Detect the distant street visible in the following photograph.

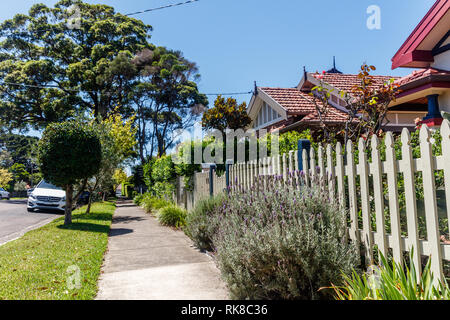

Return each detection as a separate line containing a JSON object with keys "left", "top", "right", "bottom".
{"left": 0, "top": 200, "right": 60, "bottom": 245}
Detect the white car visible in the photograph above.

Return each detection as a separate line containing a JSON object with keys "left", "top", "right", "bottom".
{"left": 27, "top": 180, "right": 66, "bottom": 213}
{"left": 0, "top": 187, "right": 10, "bottom": 200}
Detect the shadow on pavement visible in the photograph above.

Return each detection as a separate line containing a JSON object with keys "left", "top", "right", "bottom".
{"left": 112, "top": 216, "right": 146, "bottom": 224}
{"left": 109, "top": 228, "right": 133, "bottom": 237}
{"left": 0, "top": 200, "right": 27, "bottom": 205}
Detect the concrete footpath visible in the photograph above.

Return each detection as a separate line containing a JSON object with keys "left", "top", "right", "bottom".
{"left": 96, "top": 201, "right": 229, "bottom": 300}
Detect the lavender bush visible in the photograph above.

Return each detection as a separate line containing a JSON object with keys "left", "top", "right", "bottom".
{"left": 185, "top": 193, "right": 227, "bottom": 251}
{"left": 211, "top": 174, "right": 360, "bottom": 300}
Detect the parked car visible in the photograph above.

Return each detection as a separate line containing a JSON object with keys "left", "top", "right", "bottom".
{"left": 27, "top": 180, "right": 66, "bottom": 213}
{"left": 0, "top": 187, "right": 10, "bottom": 200}
{"left": 27, "top": 188, "right": 34, "bottom": 197}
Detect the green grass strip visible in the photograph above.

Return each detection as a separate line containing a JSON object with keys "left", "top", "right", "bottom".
{"left": 0, "top": 201, "right": 116, "bottom": 300}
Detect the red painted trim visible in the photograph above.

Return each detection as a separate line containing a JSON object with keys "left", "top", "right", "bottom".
{"left": 397, "top": 81, "right": 450, "bottom": 98}
{"left": 392, "top": 50, "right": 434, "bottom": 69}
{"left": 420, "top": 118, "right": 443, "bottom": 127}
{"left": 391, "top": 0, "right": 450, "bottom": 69}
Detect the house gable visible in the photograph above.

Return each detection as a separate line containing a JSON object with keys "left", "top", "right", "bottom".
{"left": 247, "top": 88, "right": 288, "bottom": 130}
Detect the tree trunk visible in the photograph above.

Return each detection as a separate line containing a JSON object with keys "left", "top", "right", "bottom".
{"left": 85, "top": 194, "right": 93, "bottom": 214}
{"left": 64, "top": 184, "right": 74, "bottom": 225}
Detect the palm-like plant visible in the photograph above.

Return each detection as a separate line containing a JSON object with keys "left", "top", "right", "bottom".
{"left": 332, "top": 251, "right": 450, "bottom": 300}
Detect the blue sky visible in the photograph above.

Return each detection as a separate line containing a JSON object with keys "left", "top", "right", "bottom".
{"left": 0, "top": 0, "right": 436, "bottom": 108}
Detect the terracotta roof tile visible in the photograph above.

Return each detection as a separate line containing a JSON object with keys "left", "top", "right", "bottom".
{"left": 395, "top": 67, "right": 450, "bottom": 86}
{"left": 299, "top": 108, "right": 349, "bottom": 123}
{"left": 259, "top": 87, "right": 318, "bottom": 115}
{"left": 311, "top": 72, "right": 398, "bottom": 92}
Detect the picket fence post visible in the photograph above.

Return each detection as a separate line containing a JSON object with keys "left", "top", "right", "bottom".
{"left": 420, "top": 125, "right": 444, "bottom": 284}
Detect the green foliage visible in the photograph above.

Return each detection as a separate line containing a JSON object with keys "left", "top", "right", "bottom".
{"left": 261, "top": 129, "right": 317, "bottom": 156}
{"left": 143, "top": 155, "right": 176, "bottom": 198}
{"left": 332, "top": 251, "right": 450, "bottom": 300}
{"left": 38, "top": 122, "right": 101, "bottom": 187}
{"left": 173, "top": 130, "right": 316, "bottom": 188}
{"left": 0, "top": 0, "right": 152, "bottom": 129}
{"left": 132, "top": 47, "right": 208, "bottom": 159}
{"left": 133, "top": 193, "right": 145, "bottom": 206}
{"left": 9, "top": 163, "right": 29, "bottom": 182}
{"left": 211, "top": 176, "right": 360, "bottom": 300}
{"left": 157, "top": 205, "right": 187, "bottom": 228}
{"left": 0, "top": 168, "right": 13, "bottom": 188}
{"left": 139, "top": 193, "right": 173, "bottom": 214}
{"left": 152, "top": 156, "right": 176, "bottom": 183}
{"left": 0, "top": 134, "right": 39, "bottom": 169}
{"left": 201, "top": 95, "right": 251, "bottom": 132}
{"left": 152, "top": 181, "right": 175, "bottom": 200}
{"left": 185, "top": 194, "right": 227, "bottom": 251}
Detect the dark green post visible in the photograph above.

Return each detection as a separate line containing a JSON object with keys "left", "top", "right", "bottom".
{"left": 209, "top": 164, "right": 216, "bottom": 197}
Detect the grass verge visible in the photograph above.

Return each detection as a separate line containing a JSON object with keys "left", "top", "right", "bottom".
{"left": 0, "top": 201, "right": 116, "bottom": 300}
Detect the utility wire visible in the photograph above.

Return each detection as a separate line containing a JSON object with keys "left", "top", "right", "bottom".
{"left": 0, "top": 80, "right": 254, "bottom": 97}
{"left": 125, "top": 0, "right": 199, "bottom": 16}
{"left": 0, "top": 0, "right": 200, "bottom": 37}
{"left": 204, "top": 91, "right": 253, "bottom": 96}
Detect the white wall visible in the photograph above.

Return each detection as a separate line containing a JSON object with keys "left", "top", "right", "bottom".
{"left": 432, "top": 50, "right": 450, "bottom": 71}
{"left": 439, "top": 90, "right": 450, "bottom": 113}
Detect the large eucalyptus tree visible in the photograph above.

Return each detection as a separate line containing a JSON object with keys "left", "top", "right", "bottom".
{"left": 0, "top": 0, "right": 151, "bottom": 130}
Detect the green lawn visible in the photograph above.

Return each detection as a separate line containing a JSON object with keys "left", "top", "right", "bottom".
{"left": 0, "top": 201, "right": 116, "bottom": 300}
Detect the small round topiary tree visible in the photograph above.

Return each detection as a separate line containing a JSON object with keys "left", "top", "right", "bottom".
{"left": 38, "top": 122, "right": 102, "bottom": 225}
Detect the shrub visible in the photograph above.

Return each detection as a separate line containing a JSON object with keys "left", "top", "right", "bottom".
{"left": 211, "top": 175, "right": 360, "bottom": 300}
{"left": 140, "top": 193, "right": 173, "bottom": 214}
{"left": 38, "top": 122, "right": 101, "bottom": 225}
{"left": 152, "top": 181, "right": 175, "bottom": 200}
{"left": 185, "top": 194, "right": 227, "bottom": 251}
{"left": 332, "top": 251, "right": 450, "bottom": 300}
{"left": 158, "top": 205, "right": 187, "bottom": 228}
{"left": 133, "top": 193, "right": 145, "bottom": 206}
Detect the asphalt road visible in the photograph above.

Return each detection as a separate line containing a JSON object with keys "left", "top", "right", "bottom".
{"left": 0, "top": 200, "right": 61, "bottom": 246}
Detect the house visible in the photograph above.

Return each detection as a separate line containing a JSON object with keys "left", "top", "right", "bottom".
{"left": 247, "top": 0, "right": 449, "bottom": 135}
{"left": 391, "top": 0, "right": 450, "bottom": 128}
{"left": 247, "top": 64, "right": 418, "bottom": 135}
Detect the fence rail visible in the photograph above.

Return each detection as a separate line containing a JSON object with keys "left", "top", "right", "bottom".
{"left": 176, "top": 121, "right": 450, "bottom": 283}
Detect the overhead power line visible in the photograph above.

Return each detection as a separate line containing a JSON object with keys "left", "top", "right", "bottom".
{"left": 125, "top": 0, "right": 200, "bottom": 16}
{"left": 0, "top": 0, "right": 201, "bottom": 37}
{"left": 204, "top": 91, "right": 253, "bottom": 96}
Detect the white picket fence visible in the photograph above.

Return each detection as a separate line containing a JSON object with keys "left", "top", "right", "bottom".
{"left": 185, "top": 121, "right": 450, "bottom": 283}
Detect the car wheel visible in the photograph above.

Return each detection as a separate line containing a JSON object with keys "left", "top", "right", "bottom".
{"left": 27, "top": 208, "right": 34, "bottom": 213}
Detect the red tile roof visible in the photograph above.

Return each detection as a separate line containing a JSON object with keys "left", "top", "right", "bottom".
{"left": 259, "top": 87, "right": 317, "bottom": 115}
{"left": 299, "top": 108, "right": 349, "bottom": 124}
{"left": 395, "top": 67, "right": 450, "bottom": 86}
{"left": 258, "top": 87, "right": 352, "bottom": 131}
{"left": 311, "top": 72, "right": 398, "bottom": 92}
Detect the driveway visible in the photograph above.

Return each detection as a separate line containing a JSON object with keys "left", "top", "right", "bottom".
{"left": 0, "top": 200, "right": 61, "bottom": 245}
